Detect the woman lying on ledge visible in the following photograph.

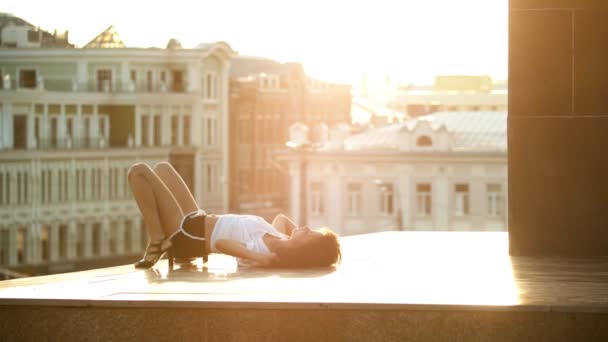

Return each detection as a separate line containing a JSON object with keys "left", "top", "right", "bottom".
{"left": 127, "top": 162, "right": 341, "bottom": 268}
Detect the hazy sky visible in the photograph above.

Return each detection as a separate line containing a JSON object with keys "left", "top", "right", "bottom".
{"left": 3, "top": 0, "right": 507, "bottom": 85}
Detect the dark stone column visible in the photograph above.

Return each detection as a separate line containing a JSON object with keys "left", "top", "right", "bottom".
{"left": 509, "top": 0, "right": 608, "bottom": 256}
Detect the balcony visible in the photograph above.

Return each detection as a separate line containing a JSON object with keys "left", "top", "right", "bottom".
{"left": 0, "top": 78, "right": 197, "bottom": 106}
{"left": 1, "top": 231, "right": 607, "bottom": 340}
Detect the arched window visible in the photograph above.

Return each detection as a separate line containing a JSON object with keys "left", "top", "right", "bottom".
{"left": 416, "top": 135, "right": 433, "bottom": 147}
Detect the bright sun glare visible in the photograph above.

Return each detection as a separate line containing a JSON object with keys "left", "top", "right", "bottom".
{"left": 3, "top": 0, "right": 507, "bottom": 84}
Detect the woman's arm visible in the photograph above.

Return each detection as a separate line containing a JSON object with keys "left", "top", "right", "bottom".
{"left": 214, "top": 239, "right": 277, "bottom": 266}
{"left": 271, "top": 214, "right": 297, "bottom": 235}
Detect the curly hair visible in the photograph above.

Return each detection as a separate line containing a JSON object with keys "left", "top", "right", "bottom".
{"left": 273, "top": 227, "right": 341, "bottom": 268}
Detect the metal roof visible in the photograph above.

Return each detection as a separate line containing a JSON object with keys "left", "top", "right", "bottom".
{"left": 342, "top": 111, "right": 507, "bottom": 152}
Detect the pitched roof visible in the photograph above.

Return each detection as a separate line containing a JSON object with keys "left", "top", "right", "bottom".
{"left": 84, "top": 25, "right": 125, "bottom": 48}
{"left": 342, "top": 111, "right": 507, "bottom": 152}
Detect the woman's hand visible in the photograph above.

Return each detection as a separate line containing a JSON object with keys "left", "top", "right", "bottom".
{"left": 253, "top": 252, "right": 279, "bottom": 267}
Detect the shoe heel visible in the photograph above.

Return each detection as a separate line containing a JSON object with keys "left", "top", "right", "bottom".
{"left": 168, "top": 246, "right": 174, "bottom": 272}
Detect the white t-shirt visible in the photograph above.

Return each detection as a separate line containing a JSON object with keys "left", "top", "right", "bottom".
{"left": 210, "top": 214, "right": 288, "bottom": 256}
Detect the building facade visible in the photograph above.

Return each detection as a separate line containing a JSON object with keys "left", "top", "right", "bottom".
{"left": 0, "top": 24, "right": 234, "bottom": 275}
{"left": 393, "top": 76, "right": 507, "bottom": 118}
{"left": 229, "top": 56, "right": 351, "bottom": 220}
{"left": 281, "top": 111, "right": 507, "bottom": 235}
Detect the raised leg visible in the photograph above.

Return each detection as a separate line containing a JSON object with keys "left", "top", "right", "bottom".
{"left": 153, "top": 162, "right": 205, "bottom": 215}
{"left": 127, "top": 162, "right": 184, "bottom": 241}
{"left": 154, "top": 162, "right": 211, "bottom": 265}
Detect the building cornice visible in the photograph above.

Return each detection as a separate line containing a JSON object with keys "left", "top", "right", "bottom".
{"left": 0, "top": 43, "right": 235, "bottom": 62}
{"left": 0, "top": 147, "right": 171, "bottom": 161}
{"left": 275, "top": 149, "right": 507, "bottom": 164}
{"left": 0, "top": 89, "right": 200, "bottom": 105}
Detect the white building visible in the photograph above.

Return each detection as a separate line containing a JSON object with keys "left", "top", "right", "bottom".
{"left": 282, "top": 111, "right": 507, "bottom": 235}
{"left": 0, "top": 23, "right": 234, "bottom": 274}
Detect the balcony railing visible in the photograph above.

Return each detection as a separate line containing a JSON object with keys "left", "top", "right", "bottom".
{"left": 1, "top": 77, "right": 189, "bottom": 94}
{"left": 35, "top": 137, "right": 107, "bottom": 150}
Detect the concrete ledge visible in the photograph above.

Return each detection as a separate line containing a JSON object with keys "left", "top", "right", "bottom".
{"left": 2, "top": 232, "right": 608, "bottom": 340}
{"left": 1, "top": 306, "right": 607, "bottom": 342}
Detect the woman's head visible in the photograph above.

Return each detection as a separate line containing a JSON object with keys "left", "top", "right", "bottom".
{"left": 274, "top": 226, "right": 341, "bottom": 268}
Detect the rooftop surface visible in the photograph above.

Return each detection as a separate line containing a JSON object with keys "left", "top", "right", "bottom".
{"left": 1, "top": 232, "right": 607, "bottom": 313}
{"left": 342, "top": 111, "right": 507, "bottom": 152}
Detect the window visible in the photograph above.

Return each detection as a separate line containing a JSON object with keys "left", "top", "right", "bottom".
{"left": 205, "top": 117, "right": 217, "bottom": 146}
{"left": 41, "top": 225, "right": 50, "bottom": 262}
{"left": 12, "top": 114, "right": 27, "bottom": 149}
{"left": 183, "top": 115, "right": 191, "bottom": 145}
{"left": 129, "top": 69, "right": 137, "bottom": 91}
{"left": 310, "top": 182, "right": 325, "bottom": 215}
{"left": 454, "top": 183, "right": 470, "bottom": 217}
{"left": 378, "top": 183, "right": 394, "bottom": 215}
{"left": 206, "top": 163, "right": 217, "bottom": 193}
{"left": 92, "top": 223, "right": 101, "bottom": 256}
{"left": 0, "top": 229, "right": 8, "bottom": 265}
{"left": 97, "top": 69, "right": 112, "bottom": 92}
{"left": 146, "top": 70, "right": 153, "bottom": 92}
{"left": 76, "top": 223, "right": 85, "bottom": 258}
{"left": 66, "top": 116, "right": 74, "bottom": 146}
{"left": 141, "top": 115, "right": 149, "bottom": 146}
{"left": 130, "top": 70, "right": 137, "bottom": 84}
{"left": 16, "top": 227, "right": 26, "bottom": 264}
{"left": 49, "top": 116, "right": 58, "bottom": 147}
{"left": 99, "top": 115, "right": 109, "bottom": 147}
{"left": 19, "top": 69, "right": 37, "bottom": 88}
{"left": 153, "top": 115, "right": 162, "bottom": 146}
{"left": 27, "top": 29, "right": 40, "bottom": 42}
{"left": 487, "top": 183, "right": 503, "bottom": 217}
{"left": 203, "top": 73, "right": 217, "bottom": 100}
{"left": 56, "top": 168, "right": 64, "bottom": 202}
{"left": 16, "top": 171, "right": 29, "bottom": 205}
{"left": 109, "top": 223, "right": 117, "bottom": 255}
{"left": 416, "top": 183, "right": 432, "bottom": 216}
{"left": 171, "top": 115, "right": 179, "bottom": 146}
{"left": 82, "top": 116, "right": 92, "bottom": 147}
{"left": 58, "top": 224, "right": 68, "bottom": 259}
{"left": 124, "top": 220, "right": 132, "bottom": 254}
{"left": 0, "top": 172, "right": 8, "bottom": 206}
{"left": 171, "top": 70, "right": 184, "bottom": 92}
{"left": 41, "top": 170, "right": 51, "bottom": 203}
{"left": 34, "top": 115, "right": 41, "bottom": 147}
{"left": 76, "top": 169, "right": 86, "bottom": 201}
{"left": 346, "top": 183, "right": 362, "bottom": 216}
{"left": 416, "top": 135, "right": 433, "bottom": 147}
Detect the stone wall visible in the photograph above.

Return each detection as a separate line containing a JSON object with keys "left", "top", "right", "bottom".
{"left": 509, "top": 0, "right": 608, "bottom": 256}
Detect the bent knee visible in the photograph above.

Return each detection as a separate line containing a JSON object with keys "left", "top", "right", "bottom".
{"left": 153, "top": 161, "right": 172, "bottom": 173}
{"left": 127, "top": 162, "right": 152, "bottom": 180}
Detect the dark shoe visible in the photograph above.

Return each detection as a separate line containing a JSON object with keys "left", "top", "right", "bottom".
{"left": 134, "top": 239, "right": 172, "bottom": 269}
{"left": 175, "top": 257, "right": 197, "bottom": 264}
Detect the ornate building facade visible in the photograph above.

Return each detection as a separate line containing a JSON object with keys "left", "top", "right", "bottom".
{"left": 228, "top": 56, "right": 351, "bottom": 220}
{"left": 0, "top": 23, "right": 234, "bottom": 275}
{"left": 281, "top": 111, "right": 507, "bottom": 235}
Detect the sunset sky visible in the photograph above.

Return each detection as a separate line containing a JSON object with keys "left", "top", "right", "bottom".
{"left": 3, "top": 0, "right": 507, "bottom": 85}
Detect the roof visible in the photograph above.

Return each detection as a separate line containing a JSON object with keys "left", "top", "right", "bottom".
{"left": 230, "top": 56, "right": 303, "bottom": 78}
{"left": 0, "top": 13, "right": 73, "bottom": 48}
{"left": 341, "top": 111, "right": 507, "bottom": 152}
{"left": 0, "top": 13, "right": 34, "bottom": 29}
{"left": 84, "top": 25, "right": 125, "bottom": 48}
